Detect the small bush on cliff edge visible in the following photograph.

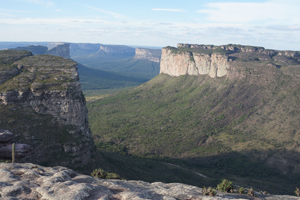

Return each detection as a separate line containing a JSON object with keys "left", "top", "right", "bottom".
{"left": 202, "top": 186, "right": 217, "bottom": 196}
{"left": 217, "top": 179, "right": 233, "bottom": 193}
{"left": 91, "top": 168, "right": 121, "bottom": 179}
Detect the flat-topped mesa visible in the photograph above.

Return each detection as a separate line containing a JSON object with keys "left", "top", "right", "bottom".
{"left": 99, "top": 45, "right": 135, "bottom": 54}
{"left": 0, "top": 50, "right": 94, "bottom": 169}
{"left": 160, "top": 43, "right": 300, "bottom": 78}
{"left": 46, "top": 43, "right": 71, "bottom": 59}
{"left": 133, "top": 48, "right": 161, "bottom": 63}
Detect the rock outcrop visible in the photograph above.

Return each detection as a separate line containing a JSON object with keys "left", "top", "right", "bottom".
{"left": 160, "top": 43, "right": 300, "bottom": 78}
{"left": 0, "top": 50, "right": 94, "bottom": 170}
{"left": 133, "top": 48, "right": 161, "bottom": 63}
{"left": 0, "top": 163, "right": 298, "bottom": 200}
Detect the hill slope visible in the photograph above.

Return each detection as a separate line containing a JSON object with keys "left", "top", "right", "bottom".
{"left": 87, "top": 44, "right": 300, "bottom": 194}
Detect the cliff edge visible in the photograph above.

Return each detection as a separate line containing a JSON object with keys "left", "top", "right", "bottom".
{"left": 0, "top": 50, "right": 94, "bottom": 169}
{"left": 160, "top": 43, "right": 300, "bottom": 79}
{"left": 0, "top": 163, "right": 297, "bottom": 200}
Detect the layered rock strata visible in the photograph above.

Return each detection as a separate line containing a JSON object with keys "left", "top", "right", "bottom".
{"left": 134, "top": 48, "right": 161, "bottom": 63}
{"left": 0, "top": 50, "right": 94, "bottom": 169}
{"left": 160, "top": 44, "right": 300, "bottom": 78}
{"left": 0, "top": 163, "right": 297, "bottom": 200}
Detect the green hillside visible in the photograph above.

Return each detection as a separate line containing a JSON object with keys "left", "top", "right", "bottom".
{"left": 87, "top": 56, "right": 300, "bottom": 194}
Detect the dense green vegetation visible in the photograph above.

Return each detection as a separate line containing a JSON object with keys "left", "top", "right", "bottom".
{"left": 87, "top": 61, "right": 300, "bottom": 194}
{"left": 0, "top": 53, "right": 78, "bottom": 91}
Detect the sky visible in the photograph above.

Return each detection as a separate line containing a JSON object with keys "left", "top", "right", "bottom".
{"left": 0, "top": 0, "right": 300, "bottom": 50}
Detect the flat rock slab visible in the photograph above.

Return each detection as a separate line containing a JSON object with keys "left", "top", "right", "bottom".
{"left": 0, "top": 163, "right": 299, "bottom": 200}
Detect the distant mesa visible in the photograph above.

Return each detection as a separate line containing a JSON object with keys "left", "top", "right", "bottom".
{"left": 134, "top": 48, "right": 161, "bottom": 63}
{"left": 160, "top": 43, "right": 300, "bottom": 78}
{"left": 45, "top": 43, "right": 71, "bottom": 59}
{"left": 10, "top": 43, "right": 71, "bottom": 59}
{"left": 98, "top": 44, "right": 135, "bottom": 54}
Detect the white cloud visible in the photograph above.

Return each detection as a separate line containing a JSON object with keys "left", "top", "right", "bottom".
{"left": 0, "top": 18, "right": 105, "bottom": 25}
{"left": 0, "top": 9, "right": 31, "bottom": 13}
{"left": 266, "top": 25, "right": 300, "bottom": 31}
{"left": 198, "top": 0, "right": 300, "bottom": 24}
{"left": 25, "top": 0, "right": 54, "bottom": 6}
{"left": 74, "top": 3, "right": 127, "bottom": 19}
{"left": 152, "top": 8, "right": 186, "bottom": 12}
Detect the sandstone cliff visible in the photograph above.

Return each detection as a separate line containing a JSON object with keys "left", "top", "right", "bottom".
{"left": 0, "top": 50, "right": 94, "bottom": 169}
{"left": 0, "top": 163, "right": 297, "bottom": 200}
{"left": 160, "top": 43, "right": 300, "bottom": 79}
{"left": 133, "top": 48, "right": 161, "bottom": 63}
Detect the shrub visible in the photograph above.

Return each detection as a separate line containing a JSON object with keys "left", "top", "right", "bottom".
{"left": 295, "top": 187, "right": 300, "bottom": 196}
{"left": 202, "top": 186, "right": 217, "bottom": 196}
{"left": 217, "top": 179, "right": 233, "bottom": 193}
{"left": 91, "top": 168, "right": 121, "bottom": 179}
{"left": 237, "top": 187, "right": 245, "bottom": 194}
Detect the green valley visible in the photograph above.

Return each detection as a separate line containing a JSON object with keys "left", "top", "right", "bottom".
{"left": 87, "top": 44, "right": 300, "bottom": 194}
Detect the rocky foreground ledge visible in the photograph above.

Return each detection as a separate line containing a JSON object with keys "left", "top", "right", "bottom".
{"left": 0, "top": 163, "right": 299, "bottom": 200}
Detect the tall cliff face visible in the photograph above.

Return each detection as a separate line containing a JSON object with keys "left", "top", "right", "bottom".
{"left": 160, "top": 48, "right": 229, "bottom": 77}
{"left": 160, "top": 44, "right": 300, "bottom": 79}
{"left": 133, "top": 48, "right": 161, "bottom": 63}
{"left": 0, "top": 50, "right": 94, "bottom": 169}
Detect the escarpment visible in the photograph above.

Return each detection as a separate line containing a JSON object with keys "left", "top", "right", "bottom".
{"left": 0, "top": 50, "right": 94, "bottom": 169}
{"left": 160, "top": 43, "right": 300, "bottom": 79}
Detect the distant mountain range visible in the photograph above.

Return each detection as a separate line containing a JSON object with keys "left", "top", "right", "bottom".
{"left": 1, "top": 42, "right": 162, "bottom": 98}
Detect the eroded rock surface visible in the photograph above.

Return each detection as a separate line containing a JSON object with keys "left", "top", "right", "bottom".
{"left": 0, "top": 163, "right": 298, "bottom": 200}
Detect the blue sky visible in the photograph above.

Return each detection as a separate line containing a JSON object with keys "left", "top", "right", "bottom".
{"left": 0, "top": 0, "right": 299, "bottom": 50}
